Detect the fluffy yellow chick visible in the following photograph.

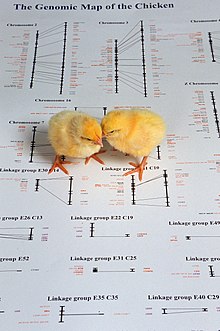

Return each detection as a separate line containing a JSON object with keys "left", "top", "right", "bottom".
{"left": 48, "top": 110, "right": 104, "bottom": 175}
{"left": 101, "top": 108, "right": 166, "bottom": 181}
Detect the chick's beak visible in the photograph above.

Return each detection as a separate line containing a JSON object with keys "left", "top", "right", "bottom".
{"left": 95, "top": 137, "right": 103, "bottom": 147}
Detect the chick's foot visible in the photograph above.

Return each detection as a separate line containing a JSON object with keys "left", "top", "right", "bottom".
{"left": 123, "top": 156, "right": 148, "bottom": 181}
{"left": 48, "top": 155, "right": 72, "bottom": 175}
{"left": 85, "top": 150, "right": 106, "bottom": 165}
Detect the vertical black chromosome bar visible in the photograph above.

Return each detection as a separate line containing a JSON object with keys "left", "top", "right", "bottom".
{"left": 208, "top": 32, "right": 216, "bottom": 62}
{"left": 29, "top": 227, "right": 34, "bottom": 241}
{"left": 90, "top": 223, "right": 95, "bottom": 238}
{"left": 140, "top": 20, "right": 147, "bottom": 97}
{"left": 60, "top": 22, "right": 67, "bottom": 95}
{"left": 68, "top": 176, "right": 73, "bottom": 205}
{"left": 208, "top": 265, "right": 215, "bottom": 278}
{"left": 29, "top": 126, "right": 37, "bottom": 163}
{"left": 162, "top": 308, "right": 167, "bottom": 315}
{"left": 131, "top": 175, "right": 136, "bottom": 205}
{"left": 210, "top": 91, "right": 220, "bottom": 138}
{"left": 30, "top": 31, "right": 39, "bottom": 89}
{"left": 163, "top": 170, "right": 170, "bottom": 207}
{"left": 35, "top": 179, "right": 40, "bottom": 192}
{"left": 59, "top": 306, "right": 65, "bottom": 323}
{"left": 115, "top": 39, "right": 119, "bottom": 93}
{"left": 156, "top": 145, "right": 161, "bottom": 160}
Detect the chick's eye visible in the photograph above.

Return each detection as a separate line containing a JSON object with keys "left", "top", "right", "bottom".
{"left": 81, "top": 136, "right": 92, "bottom": 141}
{"left": 109, "top": 130, "right": 115, "bottom": 134}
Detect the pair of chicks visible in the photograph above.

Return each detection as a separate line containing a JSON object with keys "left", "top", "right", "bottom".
{"left": 48, "top": 109, "right": 166, "bottom": 181}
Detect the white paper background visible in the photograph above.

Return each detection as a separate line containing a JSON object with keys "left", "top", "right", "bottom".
{"left": 0, "top": 1, "right": 220, "bottom": 329}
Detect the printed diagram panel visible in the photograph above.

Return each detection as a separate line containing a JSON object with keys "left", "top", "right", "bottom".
{"left": 114, "top": 20, "right": 147, "bottom": 97}
{"left": 0, "top": 224, "right": 49, "bottom": 246}
{"left": 144, "top": 294, "right": 220, "bottom": 330}
{"left": 130, "top": 170, "right": 170, "bottom": 207}
{"left": 33, "top": 173, "right": 127, "bottom": 207}
{"left": 2, "top": 20, "right": 149, "bottom": 98}
{"left": 43, "top": 167, "right": 167, "bottom": 208}
{"left": 30, "top": 22, "right": 67, "bottom": 94}
{"left": 71, "top": 218, "right": 147, "bottom": 241}
{"left": 166, "top": 87, "right": 220, "bottom": 157}
{"left": 0, "top": 224, "right": 49, "bottom": 275}
{"left": 35, "top": 176, "right": 74, "bottom": 206}
{"left": 1, "top": 297, "right": 220, "bottom": 330}
{"left": 0, "top": 166, "right": 167, "bottom": 210}
{"left": 2, "top": 19, "right": 220, "bottom": 100}
{"left": 58, "top": 305, "right": 104, "bottom": 323}
{"left": 0, "top": 292, "right": 143, "bottom": 330}
{"left": 149, "top": 21, "right": 220, "bottom": 98}
{"left": 173, "top": 164, "right": 220, "bottom": 213}
{"left": 1, "top": 21, "right": 90, "bottom": 95}
{"left": 0, "top": 226, "right": 34, "bottom": 241}
{"left": 29, "top": 21, "right": 97, "bottom": 96}
{"left": 0, "top": 106, "right": 107, "bottom": 166}
{"left": 188, "top": 89, "right": 220, "bottom": 140}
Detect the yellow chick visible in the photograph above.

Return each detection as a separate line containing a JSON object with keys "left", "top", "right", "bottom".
{"left": 101, "top": 108, "right": 166, "bottom": 181}
{"left": 48, "top": 110, "right": 104, "bottom": 175}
